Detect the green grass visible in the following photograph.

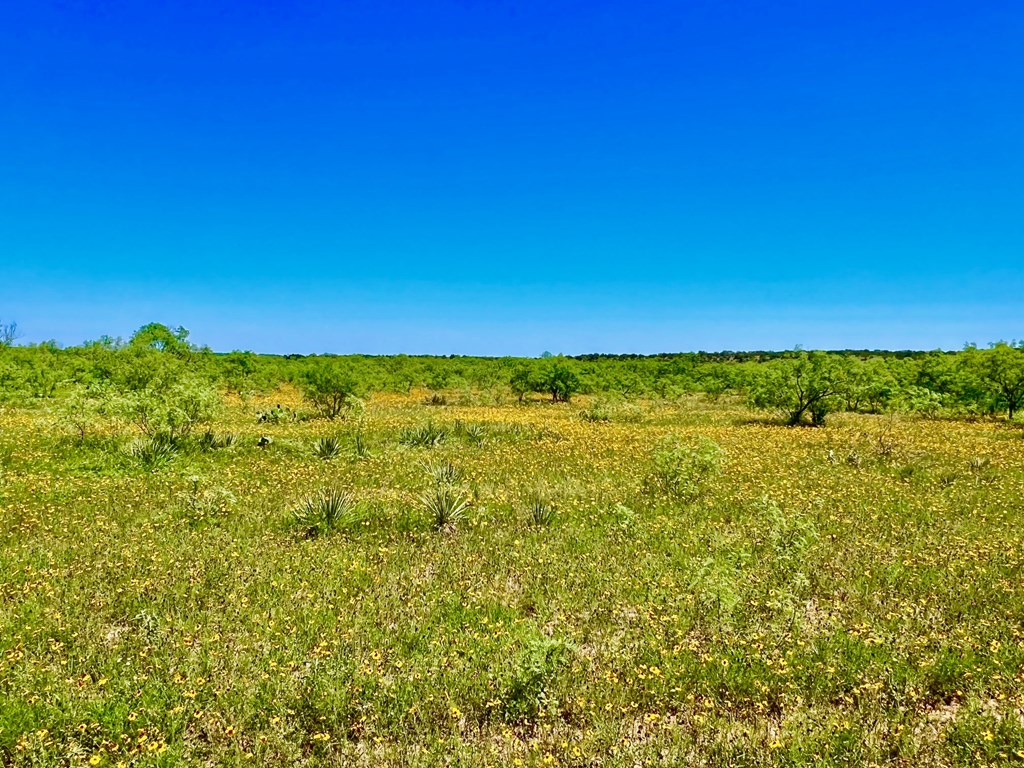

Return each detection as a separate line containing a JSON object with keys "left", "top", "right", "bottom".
{"left": 1, "top": 391, "right": 1023, "bottom": 766}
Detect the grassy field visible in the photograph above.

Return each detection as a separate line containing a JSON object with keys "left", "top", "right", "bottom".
{"left": 2, "top": 389, "right": 1023, "bottom": 766}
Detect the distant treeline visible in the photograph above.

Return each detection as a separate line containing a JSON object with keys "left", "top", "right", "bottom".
{"left": 0, "top": 322, "right": 1022, "bottom": 427}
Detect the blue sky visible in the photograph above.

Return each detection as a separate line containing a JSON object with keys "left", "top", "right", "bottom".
{"left": 2, "top": 1, "right": 1021, "bottom": 355}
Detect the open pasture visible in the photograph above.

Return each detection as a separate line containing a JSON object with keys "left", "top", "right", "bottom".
{"left": 1, "top": 391, "right": 1023, "bottom": 766}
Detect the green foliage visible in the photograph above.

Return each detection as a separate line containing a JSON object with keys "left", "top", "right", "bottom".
{"left": 536, "top": 358, "right": 581, "bottom": 403}
{"left": 648, "top": 435, "right": 724, "bottom": 501}
{"left": 55, "top": 383, "right": 106, "bottom": 440}
{"left": 509, "top": 365, "right": 535, "bottom": 403}
{"left": 291, "top": 489, "right": 360, "bottom": 537}
{"left": 452, "top": 419, "right": 487, "bottom": 445}
{"left": 578, "top": 395, "right": 644, "bottom": 423}
{"left": 129, "top": 322, "right": 194, "bottom": 356}
{"left": 499, "top": 637, "right": 572, "bottom": 724}
{"left": 352, "top": 429, "right": 371, "bottom": 460}
{"left": 423, "top": 459, "right": 463, "bottom": 486}
{"left": 421, "top": 464, "right": 471, "bottom": 530}
{"left": 312, "top": 435, "right": 343, "bottom": 460}
{"left": 220, "top": 350, "right": 281, "bottom": 396}
{"left": 749, "top": 351, "right": 843, "bottom": 426}
{"left": 507, "top": 358, "right": 581, "bottom": 403}
{"left": 527, "top": 492, "right": 556, "bottom": 527}
{"left": 299, "top": 361, "right": 362, "bottom": 420}
{"left": 175, "top": 475, "right": 237, "bottom": 527}
{"left": 123, "top": 433, "right": 178, "bottom": 469}
{"left": 758, "top": 497, "right": 818, "bottom": 604}
{"left": 401, "top": 422, "right": 447, "bottom": 447}
{"left": 198, "top": 429, "right": 237, "bottom": 451}
{"left": 107, "top": 372, "right": 220, "bottom": 440}
{"left": 968, "top": 342, "right": 1024, "bottom": 419}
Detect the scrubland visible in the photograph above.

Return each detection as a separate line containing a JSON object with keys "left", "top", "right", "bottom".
{"left": 2, "top": 386, "right": 1023, "bottom": 767}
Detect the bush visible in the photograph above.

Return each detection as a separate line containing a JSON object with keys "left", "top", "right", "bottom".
{"left": 421, "top": 484, "right": 470, "bottom": 530}
{"left": 748, "top": 351, "right": 843, "bottom": 426}
{"left": 648, "top": 435, "right": 724, "bottom": 502}
{"left": 499, "top": 637, "right": 572, "bottom": 724}
{"left": 198, "top": 430, "right": 237, "bottom": 451}
{"left": 107, "top": 374, "right": 220, "bottom": 441}
{"left": 299, "top": 362, "right": 362, "bottom": 420}
{"left": 175, "top": 476, "right": 237, "bottom": 527}
{"left": 578, "top": 396, "right": 643, "bottom": 423}
{"left": 421, "top": 462, "right": 470, "bottom": 530}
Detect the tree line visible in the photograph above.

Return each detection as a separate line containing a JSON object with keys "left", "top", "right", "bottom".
{"left": 1, "top": 323, "right": 1022, "bottom": 430}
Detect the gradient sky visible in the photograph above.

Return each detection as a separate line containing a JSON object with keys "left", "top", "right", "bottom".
{"left": 2, "top": 1, "right": 1022, "bottom": 355}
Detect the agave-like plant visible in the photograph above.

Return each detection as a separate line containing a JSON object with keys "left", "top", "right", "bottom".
{"left": 353, "top": 430, "right": 370, "bottom": 460}
{"left": 421, "top": 483, "right": 471, "bottom": 530}
{"left": 401, "top": 422, "right": 447, "bottom": 448}
{"left": 462, "top": 423, "right": 487, "bottom": 446}
{"left": 199, "top": 430, "right": 238, "bottom": 451}
{"left": 312, "top": 435, "right": 343, "bottom": 460}
{"left": 292, "top": 489, "right": 359, "bottom": 536}
{"left": 528, "top": 495, "right": 556, "bottom": 527}
{"left": 423, "top": 460, "right": 463, "bottom": 486}
{"left": 124, "top": 434, "right": 177, "bottom": 469}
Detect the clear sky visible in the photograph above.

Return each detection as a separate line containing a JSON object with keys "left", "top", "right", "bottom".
{"left": 2, "top": 1, "right": 1021, "bottom": 355}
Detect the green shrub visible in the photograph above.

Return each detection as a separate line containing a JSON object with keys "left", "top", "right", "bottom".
{"left": 198, "top": 430, "right": 237, "bottom": 451}
{"left": 499, "top": 637, "right": 572, "bottom": 724}
{"left": 352, "top": 429, "right": 370, "bottom": 460}
{"left": 299, "top": 362, "right": 362, "bottom": 420}
{"left": 748, "top": 351, "right": 843, "bottom": 426}
{"left": 176, "top": 476, "right": 237, "bottom": 527}
{"left": 579, "top": 397, "right": 643, "bottom": 424}
{"left": 648, "top": 435, "right": 724, "bottom": 502}
{"left": 423, "top": 460, "right": 463, "bottom": 486}
{"left": 420, "top": 463, "right": 471, "bottom": 531}
{"left": 107, "top": 374, "right": 220, "bottom": 441}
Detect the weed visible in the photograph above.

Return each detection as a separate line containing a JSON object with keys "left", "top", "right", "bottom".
{"left": 527, "top": 492, "right": 555, "bottom": 527}
{"left": 176, "top": 475, "right": 237, "bottom": 527}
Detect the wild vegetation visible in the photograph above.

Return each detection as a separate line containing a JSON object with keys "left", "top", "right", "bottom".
{"left": 1, "top": 324, "right": 1023, "bottom": 766}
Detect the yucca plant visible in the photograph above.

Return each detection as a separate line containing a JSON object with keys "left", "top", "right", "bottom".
{"left": 423, "top": 460, "right": 463, "bottom": 486}
{"left": 528, "top": 494, "right": 556, "bottom": 527}
{"left": 124, "top": 433, "right": 177, "bottom": 469}
{"left": 353, "top": 430, "right": 370, "bottom": 460}
{"left": 462, "top": 423, "right": 487, "bottom": 446}
{"left": 421, "top": 483, "right": 471, "bottom": 530}
{"left": 198, "top": 430, "right": 237, "bottom": 451}
{"left": 312, "top": 435, "right": 343, "bottom": 460}
{"left": 401, "top": 422, "right": 447, "bottom": 448}
{"left": 291, "top": 489, "right": 359, "bottom": 537}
